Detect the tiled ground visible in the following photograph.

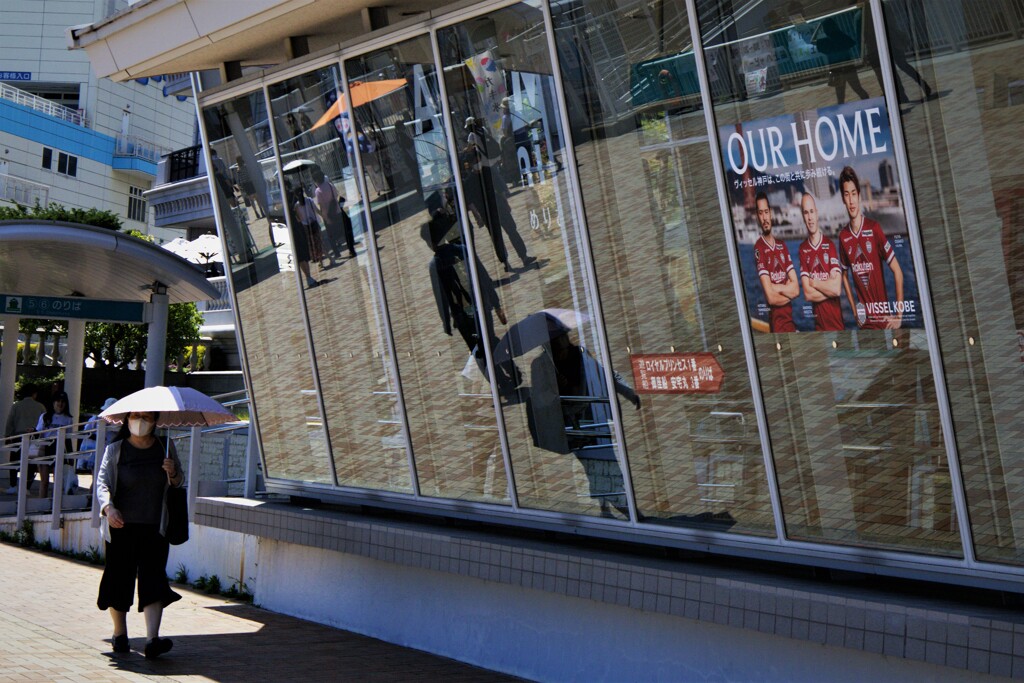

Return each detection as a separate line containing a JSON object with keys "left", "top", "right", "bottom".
{"left": 0, "top": 541, "right": 523, "bottom": 683}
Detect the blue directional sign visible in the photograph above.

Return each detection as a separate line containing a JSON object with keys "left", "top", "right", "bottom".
{"left": 2, "top": 295, "right": 147, "bottom": 323}
{"left": 0, "top": 72, "right": 31, "bottom": 81}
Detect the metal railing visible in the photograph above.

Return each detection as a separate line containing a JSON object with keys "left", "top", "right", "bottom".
{"left": 0, "top": 82, "right": 85, "bottom": 126}
{"left": 0, "top": 173, "right": 49, "bottom": 207}
{"left": 115, "top": 135, "right": 170, "bottom": 163}
{"left": 0, "top": 391, "right": 259, "bottom": 529}
{"left": 166, "top": 145, "right": 204, "bottom": 182}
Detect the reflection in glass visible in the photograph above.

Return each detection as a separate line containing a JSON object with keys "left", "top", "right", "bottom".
{"left": 697, "top": 0, "right": 959, "bottom": 555}
{"left": 203, "top": 94, "right": 332, "bottom": 484}
{"left": 439, "top": 1, "right": 636, "bottom": 518}
{"left": 345, "top": 37, "right": 511, "bottom": 502}
{"left": 551, "top": 0, "right": 774, "bottom": 534}
{"left": 268, "top": 67, "right": 410, "bottom": 492}
{"left": 882, "top": 0, "right": 1023, "bottom": 565}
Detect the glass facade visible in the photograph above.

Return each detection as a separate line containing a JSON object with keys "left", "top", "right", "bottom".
{"left": 199, "top": 0, "right": 1024, "bottom": 582}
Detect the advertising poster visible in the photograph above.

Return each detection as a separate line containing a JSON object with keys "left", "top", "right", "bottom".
{"left": 718, "top": 97, "right": 922, "bottom": 333}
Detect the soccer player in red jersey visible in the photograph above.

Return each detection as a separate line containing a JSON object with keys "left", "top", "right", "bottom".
{"left": 836, "top": 166, "right": 904, "bottom": 329}
{"left": 753, "top": 192, "right": 799, "bottom": 332}
{"left": 797, "top": 192, "right": 844, "bottom": 331}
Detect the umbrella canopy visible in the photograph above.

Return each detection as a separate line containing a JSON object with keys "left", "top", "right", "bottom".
{"left": 161, "top": 236, "right": 193, "bottom": 258}
{"left": 189, "top": 233, "right": 223, "bottom": 264}
{"left": 311, "top": 79, "right": 408, "bottom": 130}
{"left": 494, "top": 308, "right": 589, "bottom": 359}
{"left": 282, "top": 158, "right": 317, "bottom": 172}
{"left": 100, "top": 386, "right": 235, "bottom": 427}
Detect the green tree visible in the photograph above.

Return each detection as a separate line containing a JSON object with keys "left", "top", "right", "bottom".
{"left": 84, "top": 303, "right": 203, "bottom": 370}
{"left": 0, "top": 202, "right": 123, "bottom": 230}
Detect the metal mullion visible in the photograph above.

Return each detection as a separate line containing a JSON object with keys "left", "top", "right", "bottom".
{"left": 263, "top": 81, "right": 340, "bottom": 488}
{"left": 336, "top": 56, "right": 422, "bottom": 499}
{"left": 429, "top": 26, "right": 519, "bottom": 511}
{"left": 191, "top": 72, "right": 268, "bottom": 486}
{"left": 538, "top": 0, "right": 640, "bottom": 525}
{"left": 868, "top": 0, "right": 976, "bottom": 565}
{"left": 684, "top": 0, "right": 787, "bottom": 543}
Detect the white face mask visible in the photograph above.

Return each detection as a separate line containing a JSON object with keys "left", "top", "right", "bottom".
{"left": 128, "top": 418, "right": 154, "bottom": 437}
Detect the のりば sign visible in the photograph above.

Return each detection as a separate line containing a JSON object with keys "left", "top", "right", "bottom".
{"left": 718, "top": 97, "right": 923, "bottom": 334}
{"left": 630, "top": 353, "right": 724, "bottom": 395}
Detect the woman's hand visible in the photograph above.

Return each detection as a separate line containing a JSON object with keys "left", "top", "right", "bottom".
{"left": 107, "top": 507, "right": 125, "bottom": 529}
{"left": 162, "top": 458, "right": 177, "bottom": 478}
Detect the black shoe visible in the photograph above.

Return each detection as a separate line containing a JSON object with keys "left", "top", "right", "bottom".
{"left": 144, "top": 637, "right": 173, "bottom": 659}
{"left": 112, "top": 634, "right": 130, "bottom": 654}
{"left": 521, "top": 255, "right": 538, "bottom": 269}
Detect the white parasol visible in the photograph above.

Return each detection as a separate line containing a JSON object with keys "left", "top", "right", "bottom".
{"left": 99, "top": 386, "right": 236, "bottom": 427}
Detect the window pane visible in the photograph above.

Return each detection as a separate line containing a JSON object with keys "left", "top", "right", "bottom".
{"left": 203, "top": 93, "right": 333, "bottom": 485}
{"left": 883, "top": 0, "right": 1024, "bottom": 565}
{"left": 345, "top": 37, "right": 511, "bottom": 502}
{"left": 696, "top": 0, "right": 960, "bottom": 555}
{"left": 268, "top": 66, "right": 411, "bottom": 493}
{"left": 439, "top": 2, "right": 634, "bottom": 518}
{"left": 551, "top": 0, "right": 775, "bottom": 534}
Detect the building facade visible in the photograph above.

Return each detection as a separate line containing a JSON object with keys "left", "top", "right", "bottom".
{"left": 0, "top": 0, "right": 196, "bottom": 240}
{"left": 68, "top": 0, "right": 1024, "bottom": 678}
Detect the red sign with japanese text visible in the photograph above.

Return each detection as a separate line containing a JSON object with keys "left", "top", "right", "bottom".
{"left": 630, "top": 353, "right": 724, "bottom": 395}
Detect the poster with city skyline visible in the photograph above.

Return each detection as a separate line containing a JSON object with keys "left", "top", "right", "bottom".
{"left": 717, "top": 97, "right": 923, "bottom": 333}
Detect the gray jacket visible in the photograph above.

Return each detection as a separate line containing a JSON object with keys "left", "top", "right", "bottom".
{"left": 96, "top": 438, "right": 183, "bottom": 543}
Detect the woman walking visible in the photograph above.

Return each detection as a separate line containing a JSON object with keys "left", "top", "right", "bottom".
{"left": 95, "top": 410, "right": 183, "bottom": 658}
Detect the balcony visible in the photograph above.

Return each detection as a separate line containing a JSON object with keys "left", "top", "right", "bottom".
{"left": 145, "top": 145, "right": 217, "bottom": 229}
{"left": 0, "top": 83, "right": 85, "bottom": 126}
{"left": 196, "top": 276, "right": 234, "bottom": 333}
{"left": 0, "top": 173, "right": 49, "bottom": 207}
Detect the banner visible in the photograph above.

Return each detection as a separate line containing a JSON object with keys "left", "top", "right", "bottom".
{"left": 718, "top": 97, "right": 922, "bottom": 333}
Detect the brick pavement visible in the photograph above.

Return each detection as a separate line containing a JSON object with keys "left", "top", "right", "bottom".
{"left": 0, "top": 542, "right": 524, "bottom": 682}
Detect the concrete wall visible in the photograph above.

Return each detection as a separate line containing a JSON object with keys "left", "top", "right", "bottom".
{"left": 2, "top": 510, "right": 1017, "bottom": 682}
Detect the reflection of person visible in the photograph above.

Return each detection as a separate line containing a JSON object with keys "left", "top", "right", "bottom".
{"left": 498, "top": 98, "right": 519, "bottom": 185}
{"left": 423, "top": 193, "right": 508, "bottom": 381}
{"left": 460, "top": 124, "right": 536, "bottom": 273}
{"left": 96, "top": 410, "right": 184, "bottom": 659}
{"left": 527, "top": 329, "right": 639, "bottom": 518}
{"left": 391, "top": 114, "right": 423, "bottom": 196}
{"left": 286, "top": 186, "right": 319, "bottom": 288}
{"left": 4, "top": 382, "right": 44, "bottom": 494}
{"left": 864, "top": 16, "right": 935, "bottom": 104}
{"left": 753, "top": 192, "right": 799, "bottom": 332}
{"left": 233, "top": 156, "right": 264, "bottom": 219}
{"left": 837, "top": 166, "right": 904, "bottom": 329}
{"left": 797, "top": 193, "right": 844, "bottom": 331}
{"left": 313, "top": 171, "right": 356, "bottom": 260}
{"left": 34, "top": 391, "right": 73, "bottom": 498}
{"left": 209, "top": 148, "right": 236, "bottom": 208}
{"left": 814, "top": 16, "right": 869, "bottom": 104}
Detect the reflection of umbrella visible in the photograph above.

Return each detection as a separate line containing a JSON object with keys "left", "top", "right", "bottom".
{"left": 282, "top": 158, "right": 317, "bottom": 172}
{"left": 311, "top": 79, "right": 408, "bottom": 130}
{"left": 100, "top": 386, "right": 235, "bottom": 427}
{"left": 494, "top": 308, "right": 589, "bottom": 359}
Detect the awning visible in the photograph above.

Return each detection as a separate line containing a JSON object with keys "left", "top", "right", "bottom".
{"left": 0, "top": 221, "right": 219, "bottom": 304}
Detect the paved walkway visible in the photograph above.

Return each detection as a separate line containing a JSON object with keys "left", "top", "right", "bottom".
{"left": 0, "top": 542, "right": 523, "bottom": 682}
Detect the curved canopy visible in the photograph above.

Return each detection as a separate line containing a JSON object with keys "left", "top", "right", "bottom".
{"left": 0, "top": 220, "right": 219, "bottom": 304}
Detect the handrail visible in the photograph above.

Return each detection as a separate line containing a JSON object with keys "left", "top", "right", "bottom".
{"left": 3, "top": 409, "right": 259, "bottom": 528}
{"left": 0, "top": 82, "right": 85, "bottom": 126}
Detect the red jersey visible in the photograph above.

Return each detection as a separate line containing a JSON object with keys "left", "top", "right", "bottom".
{"left": 798, "top": 234, "right": 844, "bottom": 331}
{"left": 754, "top": 235, "right": 796, "bottom": 333}
{"left": 838, "top": 217, "right": 894, "bottom": 329}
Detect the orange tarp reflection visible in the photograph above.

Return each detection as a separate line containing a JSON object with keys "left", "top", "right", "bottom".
{"left": 311, "top": 79, "right": 408, "bottom": 130}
